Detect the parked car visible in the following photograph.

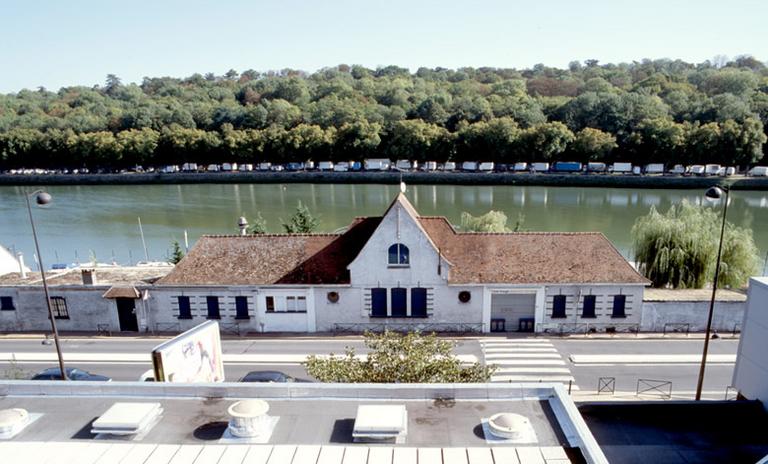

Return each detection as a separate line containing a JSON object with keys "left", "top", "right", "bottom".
{"left": 644, "top": 164, "right": 665, "bottom": 174}
{"left": 670, "top": 164, "right": 687, "bottom": 175}
{"left": 239, "top": 371, "right": 311, "bottom": 383}
{"left": 258, "top": 162, "right": 272, "bottom": 171}
{"left": 285, "top": 162, "right": 304, "bottom": 171}
{"left": 350, "top": 161, "right": 362, "bottom": 171}
{"left": 238, "top": 163, "right": 254, "bottom": 172}
{"left": 206, "top": 164, "right": 220, "bottom": 172}
{"left": 181, "top": 163, "right": 198, "bottom": 172}
{"left": 333, "top": 162, "right": 349, "bottom": 172}
{"left": 689, "top": 165, "right": 705, "bottom": 175}
{"left": 270, "top": 164, "right": 285, "bottom": 172}
{"left": 31, "top": 367, "right": 111, "bottom": 381}
{"left": 704, "top": 164, "right": 722, "bottom": 176}
{"left": 317, "top": 161, "right": 334, "bottom": 171}
{"left": 587, "top": 162, "right": 607, "bottom": 173}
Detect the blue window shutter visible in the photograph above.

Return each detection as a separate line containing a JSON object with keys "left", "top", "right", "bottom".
{"left": 552, "top": 295, "right": 566, "bottom": 318}
{"left": 411, "top": 288, "right": 427, "bottom": 318}
{"left": 178, "top": 296, "right": 191, "bottom": 319}
{"left": 391, "top": 288, "right": 407, "bottom": 317}
{"left": 612, "top": 295, "right": 626, "bottom": 318}
{"left": 206, "top": 296, "right": 220, "bottom": 319}
{"left": 371, "top": 288, "right": 387, "bottom": 317}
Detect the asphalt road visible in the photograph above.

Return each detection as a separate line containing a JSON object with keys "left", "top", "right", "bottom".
{"left": 0, "top": 334, "right": 739, "bottom": 399}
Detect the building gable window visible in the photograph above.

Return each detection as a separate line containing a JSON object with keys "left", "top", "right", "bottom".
{"left": 552, "top": 295, "right": 566, "bottom": 319}
{"left": 411, "top": 288, "right": 428, "bottom": 318}
{"left": 581, "top": 295, "right": 596, "bottom": 318}
{"left": 0, "top": 296, "right": 14, "bottom": 311}
{"left": 388, "top": 243, "right": 409, "bottom": 266}
{"left": 612, "top": 295, "right": 627, "bottom": 318}
{"left": 371, "top": 288, "right": 387, "bottom": 317}
{"left": 235, "top": 296, "right": 250, "bottom": 320}
{"left": 391, "top": 288, "right": 407, "bottom": 317}
{"left": 50, "top": 297, "right": 69, "bottom": 319}
{"left": 206, "top": 296, "right": 221, "bottom": 319}
{"left": 177, "top": 296, "right": 192, "bottom": 319}
{"left": 286, "top": 296, "right": 307, "bottom": 313}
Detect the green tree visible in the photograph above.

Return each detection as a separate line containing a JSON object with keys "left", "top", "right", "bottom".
{"left": 460, "top": 210, "right": 509, "bottom": 232}
{"left": 282, "top": 201, "right": 319, "bottom": 233}
{"left": 569, "top": 127, "right": 617, "bottom": 161}
{"left": 169, "top": 240, "right": 185, "bottom": 265}
{"left": 632, "top": 201, "right": 758, "bottom": 288}
{"left": 304, "top": 331, "right": 495, "bottom": 383}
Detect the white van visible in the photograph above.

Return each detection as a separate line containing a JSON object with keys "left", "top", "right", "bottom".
{"left": 238, "top": 164, "right": 254, "bottom": 172}
{"left": 689, "top": 165, "right": 706, "bottom": 175}
{"left": 478, "top": 162, "right": 495, "bottom": 172}
{"left": 610, "top": 162, "right": 633, "bottom": 174}
{"left": 441, "top": 162, "right": 457, "bottom": 171}
{"left": 531, "top": 162, "right": 550, "bottom": 173}
{"left": 670, "top": 165, "right": 687, "bottom": 175}
{"left": 513, "top": 162, "right": 528, "bottom": 172}
{"left": 749, "top": 166, "right": 768, "bottom": 176}
{"left": 644, "top": 164, "right": 664, "bottom": 174}
{"left": 704, "top": 164, "right": 722, "bottom": 176}
{"left": 396, "top": 160, "right": 414, "bottom": 170}
{"left": 333, "top": 162, "right": 349, "bottom": 172}
{"left": 318, "top": 161, "right": 334, "bottom": 171}
{"left": 364, "top": 159, "right": 391, "bottom": 171}
{"left": 462, "top": 161, "right": 479, "bottom": 172}
{"left": 206, "top": 164, "right": 220, "bottom": 172}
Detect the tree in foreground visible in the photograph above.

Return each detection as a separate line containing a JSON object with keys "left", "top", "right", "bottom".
{"left": 282, "top": 201, "right": 319, "bottom": 233}
{"left": 460, "top": 210, "right": 524, "bottom": 232}
{"left": 631, "top": 200, "right": 758, "bottom": 288}
{"left": 304, "top": 331, "right": 495, "bottom": 383}
{"left": 169, "top": 240, "right": 185, "bottom": 265}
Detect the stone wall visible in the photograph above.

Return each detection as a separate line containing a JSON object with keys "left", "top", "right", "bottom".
{"left": 640, "top": 300, "right": 745, "bottom": 333}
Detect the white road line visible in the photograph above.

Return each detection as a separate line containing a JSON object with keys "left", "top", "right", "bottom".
{"left": 574, "top": 362, "right": 736, "bottom": 367}
{"left": 493, "top": 367, "right": 573, "bottom": 374}
{"left": 492, "top": 375, "right": 576, "bottom": 383}
{"left": 487, "top": 359, "right": 566, "bottom": 366}
{"left": 569, "top": 354, "right": 736, "bottom": 364}
{"left": 484, "top": 353, "right": 562, "bottom": 359}
{"left": 483, "top": 347, "right": 558, "bottom": 353}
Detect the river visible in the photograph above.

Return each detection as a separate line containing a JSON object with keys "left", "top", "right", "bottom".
{"left": 1, "top": 183, "right": 767, "bottom": 271}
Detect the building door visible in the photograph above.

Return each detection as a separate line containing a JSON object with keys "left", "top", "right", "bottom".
{"left": 490, "top": 293, "right": 536, "bottom": 332}
{"left": 116, "top": 298, "right": 139, "bottom": 332}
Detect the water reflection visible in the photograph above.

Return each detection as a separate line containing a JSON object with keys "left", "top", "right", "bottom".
{"left": 1, "top": 184, "right": 767, "bottom": 268}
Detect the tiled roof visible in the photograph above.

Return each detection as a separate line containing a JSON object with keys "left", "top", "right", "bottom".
{"left": 418, "top": 217, "right": 649, "bottom": 285}
{"left": 158, "top": 193, "right": 647, "bottom": 286}
{"left": 157, "top": 217, "right": 381, "bottom": 285}
{"left": 0, "top": 267, "right": 170, "bottom": 287}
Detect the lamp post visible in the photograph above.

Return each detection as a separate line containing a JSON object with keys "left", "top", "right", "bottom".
{"left": 695, "top": 185, "right": 729, "bottom": 400}
{"left": 25, "top": 190, "right": 67, "bottom": 380}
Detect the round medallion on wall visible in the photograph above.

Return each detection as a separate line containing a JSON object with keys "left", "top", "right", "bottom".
{"left": 327, "top": 291, "right": 340, "bottom": 303}
{"left": 458, "top": 291, "right": 471, "bottom": 303}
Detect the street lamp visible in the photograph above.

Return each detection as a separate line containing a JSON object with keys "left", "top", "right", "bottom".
{"left": 25, "top": 190, "right": 67, "bottom": 380}
{"left": 695, "top": 185, "right": 730, "bottom": 400}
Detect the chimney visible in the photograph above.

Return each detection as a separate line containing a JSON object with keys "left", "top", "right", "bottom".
{"left": 17, "top": 253, "right": 27, "bottom": 279}
{"left": 81, "top": 269, "right": 97, "bottom": 285}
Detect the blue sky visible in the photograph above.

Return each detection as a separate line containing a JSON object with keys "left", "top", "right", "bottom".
{"left": 1, "top": 0, "right": 766, "bottom": 92}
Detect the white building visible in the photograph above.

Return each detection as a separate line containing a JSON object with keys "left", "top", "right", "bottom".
{"left": 153, "top": 193, "right": 648, "bottom": 334}
{"left": 733, "top": 277, "right": 768, "bottom": 410}
{"left": 0, "top": 245, "right": 28, "bottom": 276}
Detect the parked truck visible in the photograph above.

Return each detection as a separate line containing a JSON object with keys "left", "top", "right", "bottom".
{"left": 364, "top": 159, "right": 391, "bottom": 171}
{"left": 610, "top": 162, "right": 633, "bottom": 174}
{"left": 553, "top": 161, "right": 582, "bottom": 173}
{"left": 644, "top": 164, "right": 665, "bottom": 174}
{"left": 531, "top": 162, "right": 550, "bottom": 173}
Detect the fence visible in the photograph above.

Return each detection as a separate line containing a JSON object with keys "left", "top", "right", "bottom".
{"left": 536, "top": 322, "right": 640, "bottom": 336}
{"left": 333, "top": 322, "right": 484, "bottom": 334}
{"left": 663, "top": 323, "right": 690, "bottom": 336}
{"left": 597, "top": 377, "right": 616, "bottom": 395}
{"left": 96, "top": 324, "right": 112, "bottom": 336}
{"left": 219, "top": 323, "right": 245, "bottom": 337}
{"left": 636, "top": 378, "right": 672, "bottom": 399}
{"left": 152, "top": 322, "right": 181, "bottom": 334}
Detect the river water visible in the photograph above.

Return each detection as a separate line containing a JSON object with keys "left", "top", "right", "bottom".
{"left": 1, "top": 183, "right": 767, "bottom": 270}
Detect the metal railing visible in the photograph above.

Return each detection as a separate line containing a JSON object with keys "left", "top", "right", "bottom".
{"left": 96, "top": 324, "right": 112, "bottom": 336}
{"left": 219, "top": 323, "right": 244, "bottom": 337}
{"left": 663, "top": 323, "right": 690, "bottom": 336}
{"left": 536, "top": 322, "right": 639, "bottom": 336}
{"left": 333, "top": 322, "right": 484, "bottom": 334}
{"left": 636, "top": 378, "right": 672, "bottom": 399}
{"left": 597, "top": 377, "right": 616, "bottom": 395}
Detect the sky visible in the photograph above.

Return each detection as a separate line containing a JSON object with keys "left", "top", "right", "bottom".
{"left": 1, "top": 0, "right": 767, "bottom": 92}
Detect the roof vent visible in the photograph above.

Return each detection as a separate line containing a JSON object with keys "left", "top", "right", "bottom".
{"left": 352, "top": 404, "right": 408, "bottom": 443}
{"left": 227, "top": 399, "right": 271, "bottom": 438}
{"left": 81, "top": 269, "right": 97, "bottom": 285}
{"left": 487, "top": 413, "right": 534, "bottom": 441}
{"left": 91, "top": 402, "right": 163, "bottom": 437}
{"left": 0, "top": 408, "right": 30, "bottom": 439}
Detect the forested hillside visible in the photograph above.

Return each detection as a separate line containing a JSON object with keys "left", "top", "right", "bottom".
{"left": 1, "top": 58, "right": 767, "bottom": 169}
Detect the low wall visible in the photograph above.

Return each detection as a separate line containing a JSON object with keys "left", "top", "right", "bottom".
{"left": 640, "top": 300, "right": 745, "bottom": 333}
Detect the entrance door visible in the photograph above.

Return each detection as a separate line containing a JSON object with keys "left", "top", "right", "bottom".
{"left": 116, "top": 298, "right": 139, "bottom": 332}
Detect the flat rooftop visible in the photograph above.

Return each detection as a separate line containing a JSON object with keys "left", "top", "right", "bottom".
{"left": 0, "top": 382, "right": 604, "bottom": 463}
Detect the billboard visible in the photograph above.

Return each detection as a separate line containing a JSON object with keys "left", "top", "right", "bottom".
{"left": 151, "top": 320, "right": 224, "bottom": 383}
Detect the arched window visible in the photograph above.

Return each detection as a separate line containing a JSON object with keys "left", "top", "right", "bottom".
{"left": 388, "top": 243, "right": 409, "bottom": 266}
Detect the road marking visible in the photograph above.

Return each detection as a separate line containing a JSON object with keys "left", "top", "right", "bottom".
{"left": 483, "top": 347, "right": 558, "bottom": 353}
{"left": 493, "top": 367, "right": 572, "bottom": 374}
{"left": 492, "top": 375, "right": 575, "bottom": 383}
{"left": 487, "top": 359, "right": 566, "bottom": 366}
{"left": 484, "top": 353, "right": 562, "bottom": 359}
{"left": 569, "top": 354, "right": 736, "bottom": 364}
{"left": 481, "top": 338, "right": 577, "bottom": 388}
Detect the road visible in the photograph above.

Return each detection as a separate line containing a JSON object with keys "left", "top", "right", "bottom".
{"left": 0, "top": 334, "right": 739, "bottom": 400}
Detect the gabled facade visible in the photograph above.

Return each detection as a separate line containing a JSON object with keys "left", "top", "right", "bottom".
{"left": 151, "top": 193, "right": 649, "bottom": 334}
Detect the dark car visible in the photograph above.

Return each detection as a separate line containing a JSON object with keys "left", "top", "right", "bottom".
{"left": 239, "top": 370, "right": 311, "bottom": 383}
{"left": 30, "top": 367, "right": 111, "bottom": 381}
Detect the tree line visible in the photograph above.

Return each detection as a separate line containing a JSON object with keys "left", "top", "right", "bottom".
{"left": 1, "top": 57, "right": 767, "bottom": 169}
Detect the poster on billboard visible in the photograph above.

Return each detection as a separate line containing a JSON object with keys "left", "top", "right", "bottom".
{"left": 151, "top": 320, "right": 225, "bottom": 382}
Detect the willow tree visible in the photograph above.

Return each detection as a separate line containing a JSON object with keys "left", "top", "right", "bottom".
{"left": 631, "top": 201, "right": 758, "bottom": 288}
{"left": 460, "top": 210, "right": 524, "bottom": 232}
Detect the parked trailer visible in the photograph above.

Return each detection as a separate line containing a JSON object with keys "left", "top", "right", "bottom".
{"left": 704, "top": 164, "right": 722, "bottom": 176}
{"left": 553, "top": 161, "right": 582, "bottom": 173}
{"left": 587, "top": 162, "right": 607, "bottom": 173}
{"left": 364, "top": 159, "right": 391, "bottom": 171}
{"left": 441, "top": 161, "right": 457, "bottom": 171}
{"left": 531, "top": 162, "right": 550, "bottom": 172}
{"left": 610, "top": 162, "right": 633, "bottom": 174}
{"left": 478, "top": 162, "right": 495, "bottom": 172}
{"left": 462, "top": 161, "right": 479, "bottom": 171}
{"left": 749, "top": 166, "right": 768, "bottom": 176}
{"left": 513, "top": 162, "right": 528, "bottom": 172}
{"left": 333, "top": 162, "right": 349, "bottom": 172}
{"left": 317, "top": 161, "right": 334, "bottom": 171}
{"left": 396, "top": 160, "right": 414, "bottom": 170}
{"left": 644, "top": 164, "right": 665, "bottom": 174}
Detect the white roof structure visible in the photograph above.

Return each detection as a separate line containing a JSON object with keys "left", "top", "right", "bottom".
{"left": 0, "top": 245, "right": 27, "bottom": 277}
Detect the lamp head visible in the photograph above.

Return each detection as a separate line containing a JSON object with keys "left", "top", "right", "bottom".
{"left": 238, "top": 216, "right": 248, "bottom": 228}
{"left": 705, "top": 186, "right": 725, "bottom": 200}
{"left": 35, "top": 192, "right": 52, "bottom": 205}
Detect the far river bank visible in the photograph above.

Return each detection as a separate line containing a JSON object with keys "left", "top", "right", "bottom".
{"left": 3, "top": 171, "right": 768, "bottom": 190}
